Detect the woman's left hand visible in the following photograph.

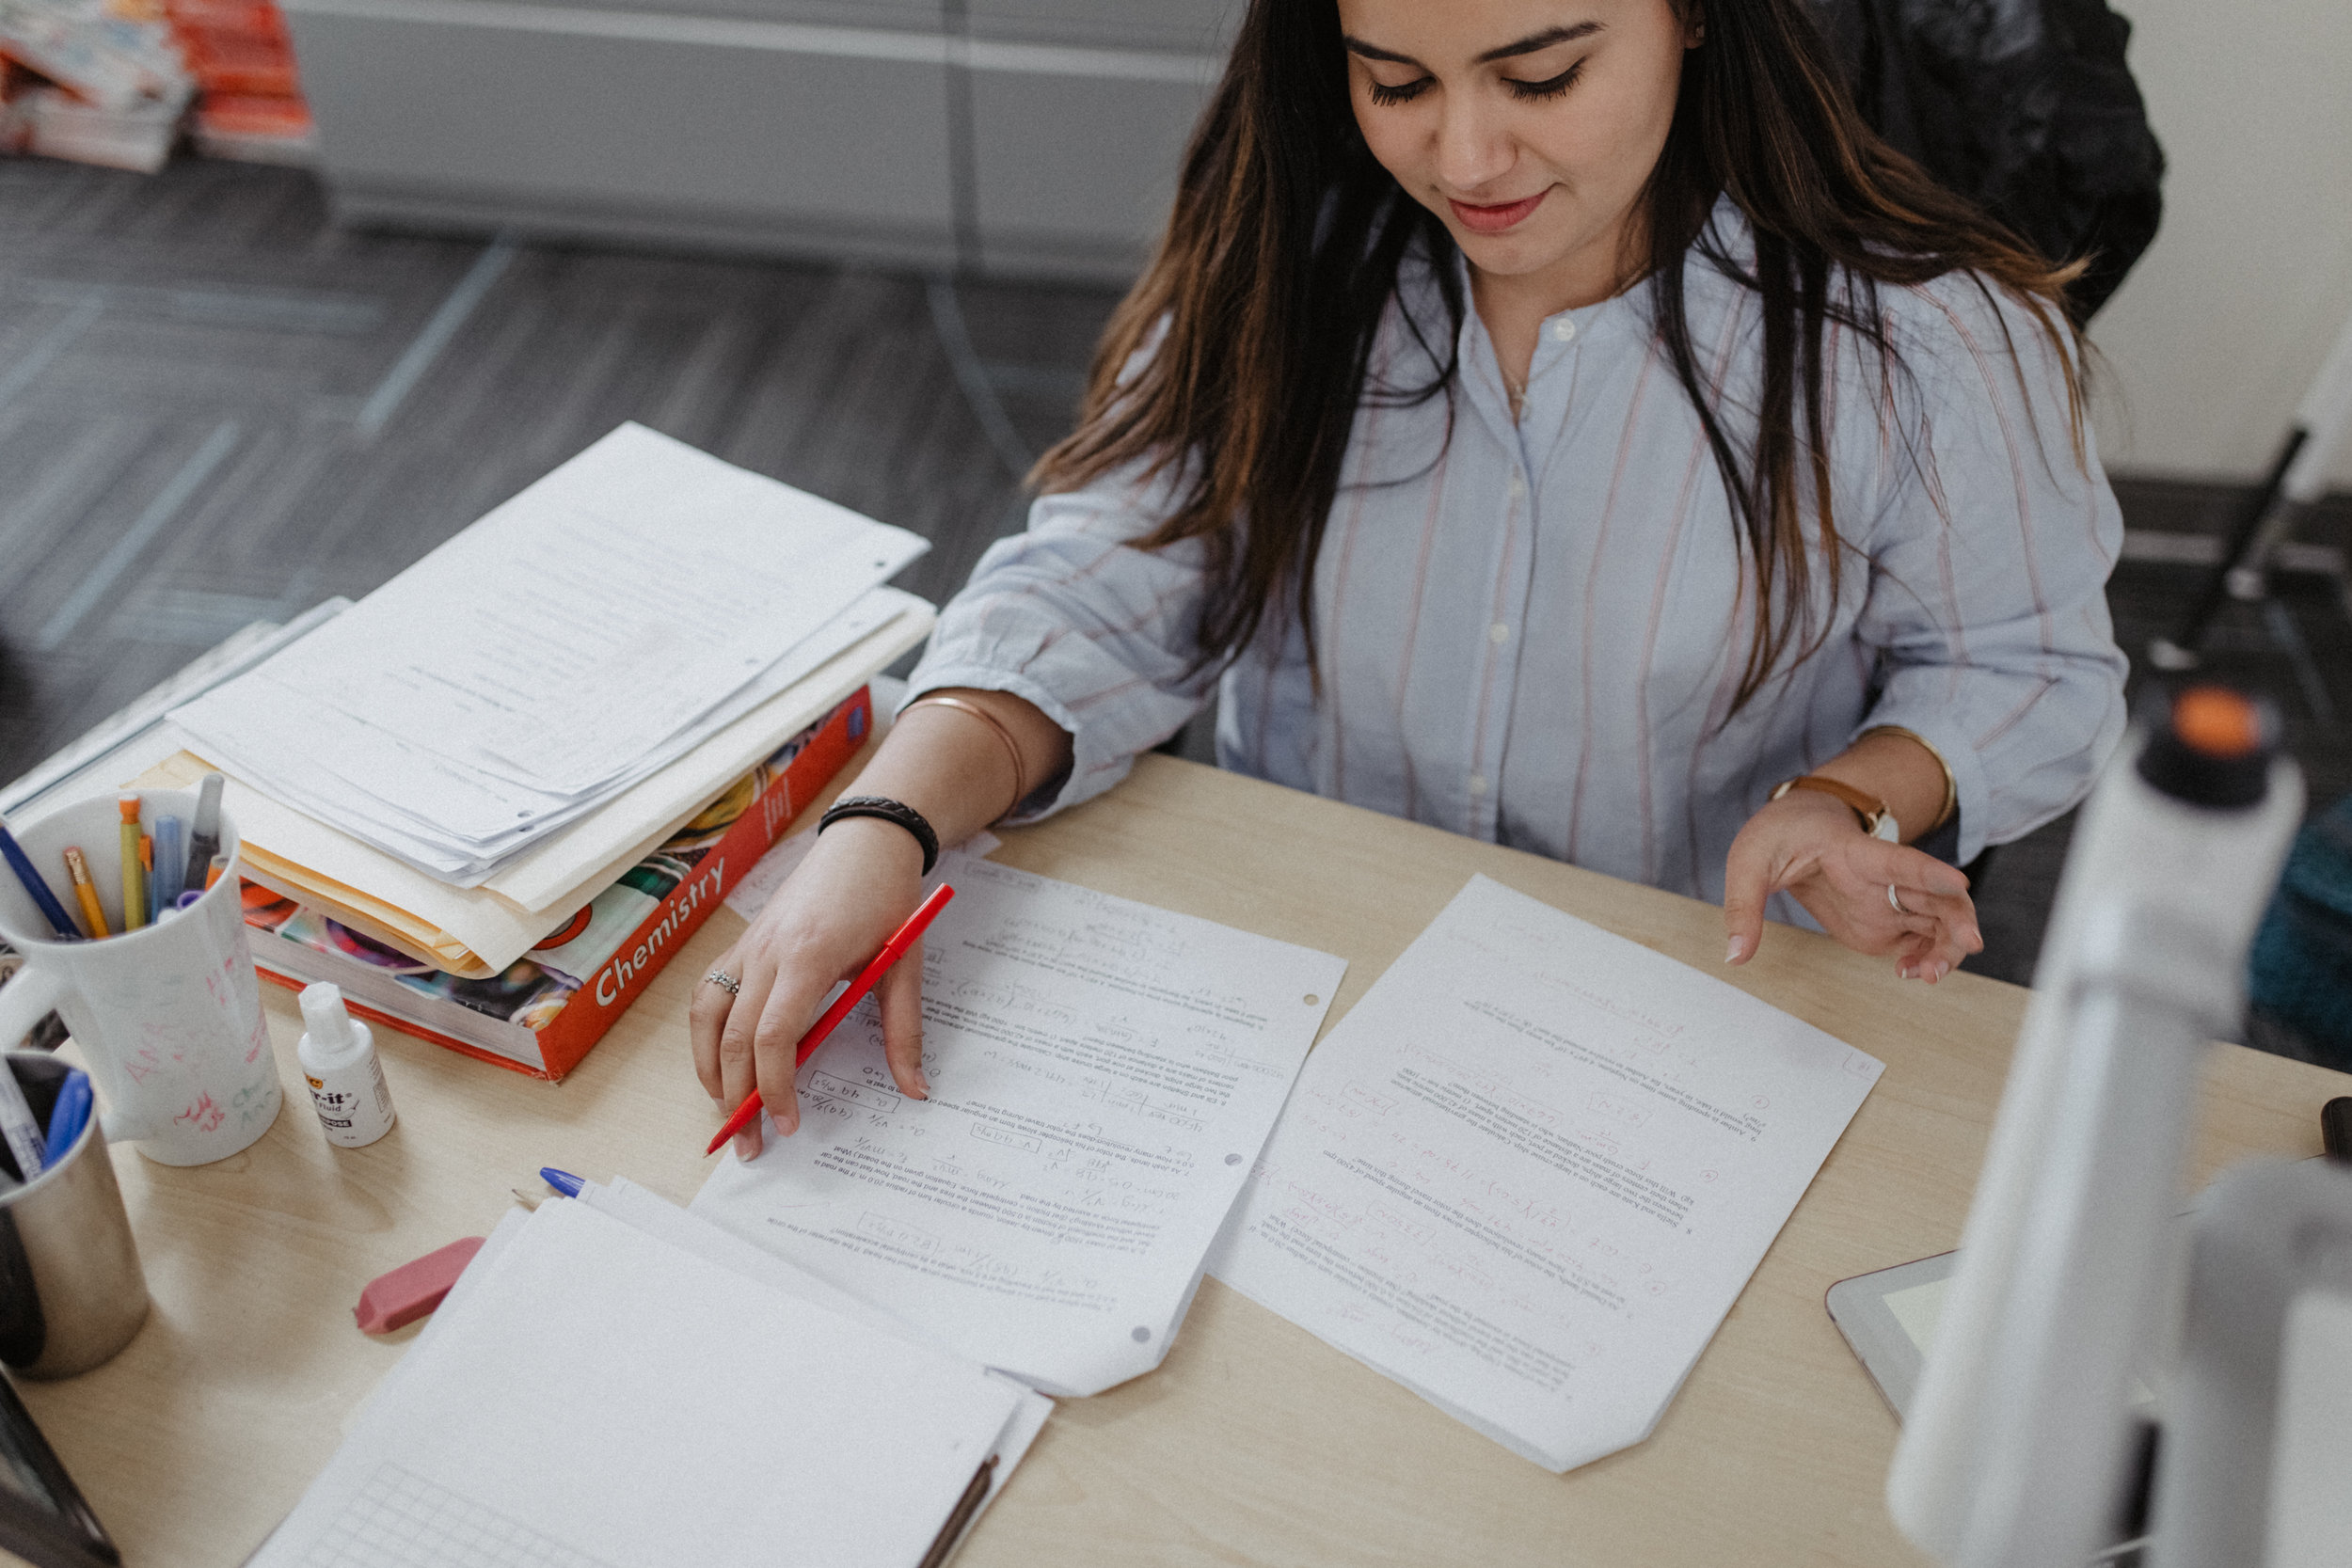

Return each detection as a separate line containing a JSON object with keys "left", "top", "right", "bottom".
{"left": 1721, "top": 789, "right": 1982, "bottom": 982}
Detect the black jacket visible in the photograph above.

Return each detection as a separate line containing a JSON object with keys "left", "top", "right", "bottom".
{"left": 1810, "top": 0, "right": 2167, "bottom": 319}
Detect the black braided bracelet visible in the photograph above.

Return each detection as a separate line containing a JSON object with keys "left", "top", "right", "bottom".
{"left": 817, "top": 795, "right": 940, "bottom": 876}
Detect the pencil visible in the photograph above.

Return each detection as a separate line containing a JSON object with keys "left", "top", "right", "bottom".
{"left": 138, "top": 834, "right": 154, "bottom": 925}
{"left": 62, "top": 847, "right": 107, "bottom": 939}
{"left": 119, "top": 795, "right": 146, "bottom": 932}
{"left": 705, "top": 882, "right": 957, "bottom": 1155}
{"left": 915, "top": 1454, "right": 996, "bottom": 1568}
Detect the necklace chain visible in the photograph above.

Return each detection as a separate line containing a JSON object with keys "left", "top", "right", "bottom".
{"left": 1501, "top": 365, "right": 1528, "bottom": 417}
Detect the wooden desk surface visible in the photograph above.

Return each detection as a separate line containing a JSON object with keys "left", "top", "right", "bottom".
{"left": 19, "top": 753, "right": 2348, "bottom": 1567}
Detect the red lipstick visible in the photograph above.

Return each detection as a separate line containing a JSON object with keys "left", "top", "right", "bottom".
{"left": 1448, "top": 190, "right": 1549, "bottom": 235}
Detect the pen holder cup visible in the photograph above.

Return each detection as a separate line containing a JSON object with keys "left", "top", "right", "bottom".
{"left": 0, "top": 790, "right": 280, "bottom": 1165}
{"left": 0, "top": 1053, "right": 151, "bottom": 1379}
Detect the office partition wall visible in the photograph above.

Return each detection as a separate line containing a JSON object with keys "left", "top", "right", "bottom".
{"left": 284, "top": 0, "right": 1232, "bottom": 279}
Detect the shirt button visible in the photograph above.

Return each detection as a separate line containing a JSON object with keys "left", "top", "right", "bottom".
{"left": 1489, "top": 623, "right": 1510, "bottom": 644}
{"left": 1550, "top": 318, "right": 1578, "bottom": 343}
{"left": 1468, "top": 773, "right": 1488, "bottom": 796}
{"left": 1506, "top": 473, "right": 1526, "bottom": 499}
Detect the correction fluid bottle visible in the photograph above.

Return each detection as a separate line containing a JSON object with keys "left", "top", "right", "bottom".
{"left": 297, "top": 983, "right": 396, "bottom": 1148}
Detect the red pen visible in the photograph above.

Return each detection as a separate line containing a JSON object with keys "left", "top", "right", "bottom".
{"left": 706, "top": 882, "right": 957, "bottom": 1155}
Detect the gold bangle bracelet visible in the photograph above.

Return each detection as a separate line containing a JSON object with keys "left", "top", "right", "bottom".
{"left": 904, "top": 694, "right": 1028, "bottom": 820}
{"left": 1859, "top": 724, "right": 1958, "bottom": 832}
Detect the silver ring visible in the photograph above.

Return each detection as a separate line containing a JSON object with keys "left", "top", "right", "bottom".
{"left": 703, "top": 969, "right": 741, "bottom": 995}
{"left": 1887, "top": 883, "right": 1910, "bottom": 917}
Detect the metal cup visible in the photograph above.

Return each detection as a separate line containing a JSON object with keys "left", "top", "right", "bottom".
{"left": 0, "top": 1053, "right": 151, "bottom": 1379}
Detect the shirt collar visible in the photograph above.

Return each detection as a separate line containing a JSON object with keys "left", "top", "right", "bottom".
{"left": 1441, "top": 249, "right": 1655, "bottom": 439}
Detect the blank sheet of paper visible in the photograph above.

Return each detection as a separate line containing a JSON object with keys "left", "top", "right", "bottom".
{"left": 692, "top": 854, "right": 1347, "bottom": 1396}
{"left": 1206, "top": 875, "right": 1883, "bottom": 1472}
{"left": 255, "top": 1200, "right": 1025, "bottom": 1568}
{"left": 572, "top": 1177, "right": 1053, "bottom": 1533}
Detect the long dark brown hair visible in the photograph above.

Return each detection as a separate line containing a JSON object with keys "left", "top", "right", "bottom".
{"left": 1032, "top": 0, "right": 2089, "bottom": 714}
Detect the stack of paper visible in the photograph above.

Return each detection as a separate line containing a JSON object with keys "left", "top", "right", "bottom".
{"left": 2, "top": 599, "right": 348, "bottom": 821}
{"left": 141, "top": 596, "right": 931, "bottom": 975}
{"left": 692, "top": 852, "right": 1348, "bottom": 1396}
{"left": 172, "top": 423, "right": 929, "bottom": 886}
{"left": 256, "top": 1184, "right": 1052, "bottom": 1568}
{"left": 1206, "top": 876, "right": 1884, "bottom": 1472}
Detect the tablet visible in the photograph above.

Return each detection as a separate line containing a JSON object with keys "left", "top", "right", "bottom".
{"left": 1825, "top": 1251, "right": 1956, "bottom": 1421}
{"left": 1828, "top": 1251, "right": 2163, "bottom": 1563}
{"left": 1827, "top": 1252, "right": 2160, "bottom": 1424}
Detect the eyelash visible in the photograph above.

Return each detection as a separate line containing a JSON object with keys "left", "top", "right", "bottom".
{"left": 1365, "top": 58, "right": 1586, "bottom": 107}
{"left": 1507, "top": 60, "right": 1586, "bottom": 101}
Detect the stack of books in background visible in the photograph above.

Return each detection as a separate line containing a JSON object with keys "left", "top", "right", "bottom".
{"left": 162, "top": 0, "right": 310, "bottom": 163}
{"left": 6, "top": 425, "right": 936, "bottom": 1079}
{"left": 0, "top": 0, "right": 191, "bottom": 171}
{"left": 0, "top": 0, "right": 311, "bottom": 169}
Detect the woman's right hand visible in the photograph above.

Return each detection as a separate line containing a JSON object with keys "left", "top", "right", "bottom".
{"left": 689, "top": 816, "right": 933, "bottom": 1161}
{"left": 685, "top": 685, "right": 1073, "bottom": 1158}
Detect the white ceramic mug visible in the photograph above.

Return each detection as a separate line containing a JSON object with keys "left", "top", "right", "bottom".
{"left": 0, "top": 789, "right": 280, "bottom": 1165}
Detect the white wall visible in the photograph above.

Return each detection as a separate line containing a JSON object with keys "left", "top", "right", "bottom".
{"left": 2089, "top": 0, "right": 2352, "bottom": 488}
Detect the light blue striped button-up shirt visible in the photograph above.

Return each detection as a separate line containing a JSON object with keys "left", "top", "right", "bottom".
{"left": 909, "top": 205, "right": 2128, "bottom": 917}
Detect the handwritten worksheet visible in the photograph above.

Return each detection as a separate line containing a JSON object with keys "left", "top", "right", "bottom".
{"left": 691, "top": 854, "right": 1346, "bottom": 1396}
{"left": 1206, "top": 875, "right": 1883, "bottom": 1472}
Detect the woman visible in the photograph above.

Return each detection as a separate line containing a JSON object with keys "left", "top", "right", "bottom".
{"left": 691, "top": 0, "right": 2127, "bottom": 1157}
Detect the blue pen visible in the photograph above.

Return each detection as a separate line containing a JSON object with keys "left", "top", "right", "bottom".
{"left": 539, "top": 1166, "right": 586, "bottom": 1197}
{"left": 152, "top": 816, "right": 185, "bottom": 912}
{"left": 0, "top": 815, "right": 84, "bottom": 942}
{"left": 41, "top": 1071, "right": 91, "bottom": 1172}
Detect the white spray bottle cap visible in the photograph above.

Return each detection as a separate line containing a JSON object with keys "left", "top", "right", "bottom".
{"left": 299, "top": 983, "right": 360, "bottom": 1052}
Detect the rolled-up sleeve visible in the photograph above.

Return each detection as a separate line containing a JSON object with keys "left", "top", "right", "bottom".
{"left": 903, "top": 464, "right": 1217, "bottom": 820}
{"left": 1852, "top": 277, "right": 2129, "bottom": 863}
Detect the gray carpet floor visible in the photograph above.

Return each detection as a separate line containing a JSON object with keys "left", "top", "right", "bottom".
{"left": 4, "top": 154, "right": 2347, "bottom": 996}
{"left": 0, "top": 155, "right": 1112, "bottom": 781}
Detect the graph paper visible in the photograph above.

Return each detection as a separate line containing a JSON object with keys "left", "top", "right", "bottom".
{"left": 298, "top": 1463, "right": 618, "bottom": 1568}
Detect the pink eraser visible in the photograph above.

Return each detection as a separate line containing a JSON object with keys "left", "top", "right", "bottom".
{"left": 354, "top": 1236, "right": 486, "bottom": 1335}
